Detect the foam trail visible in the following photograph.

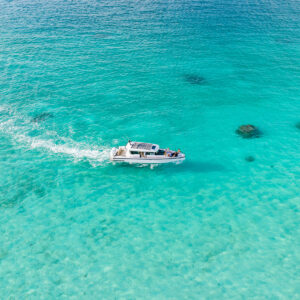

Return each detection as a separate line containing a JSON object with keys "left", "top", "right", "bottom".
{"left": 28, "top": 137, "right": 110, "bottom": 162}
{"left": 0, "top": 110, "right": 109, "bottom": 165}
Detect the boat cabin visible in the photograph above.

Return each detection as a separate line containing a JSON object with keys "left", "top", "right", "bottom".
{"left": 126, "top": 141, "right": 162, "bottom": 156}
{"left": 110, "top": 140, "right": 185, "bottom": 164}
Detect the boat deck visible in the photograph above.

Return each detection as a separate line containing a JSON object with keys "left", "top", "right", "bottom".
{"left": 116, "top": 149, "right": 126, "bottom": 156}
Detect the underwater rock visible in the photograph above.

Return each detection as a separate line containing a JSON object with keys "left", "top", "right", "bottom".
{"left": 93, "top": 33, "right": 111, "bottom": 39}
{"left": 34, "top": 186, "right": 46, "bottom": 198}
{"left": 295, "top": 122, "right": 300, "bottom": 130}
{"left": 0, "top": 190, "right": 24, "bottom": 208}
{"left": 245, "top": 155, "right": 255, "bottom": 162}
{"left": 236, "top": 125, "right": 260, "bottom": 138}
{"left": 183, "top": 74, "right": 205, "bottom": 85}
{"left": 31, "top": 112, "right": 53, "bottom": 123}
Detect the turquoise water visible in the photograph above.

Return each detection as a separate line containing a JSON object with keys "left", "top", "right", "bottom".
{"left": 0, "top": 0, "right": 300, "bottom": 298}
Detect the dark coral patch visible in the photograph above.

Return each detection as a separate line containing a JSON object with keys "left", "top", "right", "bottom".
{"left": 183, "top": 74, "right": 206, "bottom": 85}
{"left": 31, "top": 112, "right": 53, "bottom": 123}
{"left": 236, "top": 125, "right": 261, "bottom": 138}
{"left": 0, "top": 190, "right": 25, "bottom": 208}
{"left": 295, "top": 122, "right": 300, "bottom": 130}
{"left": 245, "top": 155, "right": 255, "bottom": 162}
{"left": 93, "top": 33, "right": 112, "bottom": 39}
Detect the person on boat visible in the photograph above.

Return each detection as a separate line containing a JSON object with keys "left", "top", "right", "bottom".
{"left": 172, "top": 149, "right": 181, "bottom": 157}
{"left": 165, "top": 148, "right": 172, "bottom": 157}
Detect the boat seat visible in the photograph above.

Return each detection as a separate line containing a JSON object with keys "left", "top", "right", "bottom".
{"left": 118, "top": 149, "right": 125, "bottom": 156}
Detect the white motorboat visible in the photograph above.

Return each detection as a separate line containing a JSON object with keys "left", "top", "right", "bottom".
{"left": 110, "top": 141, "right": 185, "bottom": 164}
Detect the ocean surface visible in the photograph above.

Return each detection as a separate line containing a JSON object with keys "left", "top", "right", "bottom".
{"left": 0, "top": 0, "right": 300, "bottom": 298}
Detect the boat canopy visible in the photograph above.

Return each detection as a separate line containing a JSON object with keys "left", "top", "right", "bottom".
{"left": 127, "top": 142, "right": 159, "bottom": 152}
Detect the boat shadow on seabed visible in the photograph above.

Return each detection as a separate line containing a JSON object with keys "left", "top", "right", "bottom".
{"left": 160, "top": 160, "right": 225, "bottom": 173}
{"left": 111, "top": 159, "right": 225, "bottom": 173}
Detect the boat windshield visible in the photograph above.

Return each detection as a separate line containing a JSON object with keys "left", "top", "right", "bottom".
{"left": 155, "top": 149, "right": 165, "bottom": 156}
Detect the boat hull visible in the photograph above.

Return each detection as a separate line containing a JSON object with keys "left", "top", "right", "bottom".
{"left": 109, "top": 146, "right": 185, "bottom": 164}
{"left": 110, "top": 157, "right": 185, "bottom": 164}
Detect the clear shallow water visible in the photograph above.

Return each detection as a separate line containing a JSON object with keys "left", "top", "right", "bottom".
{"left": 0, "top": 0, "right": 300, "bottom": 298}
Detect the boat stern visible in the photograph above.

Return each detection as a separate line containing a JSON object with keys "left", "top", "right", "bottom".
{"left": 110, "top": 147, "right": 117, "bottom": 161}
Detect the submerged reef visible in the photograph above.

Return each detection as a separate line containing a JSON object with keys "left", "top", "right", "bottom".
{"left": 0, "top": 189, "right": 25, "bottom": 208}
{"left": 236, "top": 125, "right": 261, "bottom": 138}
{"left": 183, "top": 74, "right": 206, "bottom": 85}
{"left": 295, "top": 122, "right": 300, "bottom": 130}
{"left": 31, "top": 112, "right": 53, "bottom": 123}
{"left": 245, "top": 155, "right": 255, "bottom": 162}
{"left": 93, "top": 33, "right": 112, "bottom": 39}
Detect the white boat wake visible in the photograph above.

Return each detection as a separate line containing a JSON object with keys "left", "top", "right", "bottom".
{"left": 21, "top": 134, "right": 110, "bottom": 166}
{"left": 0, "top": 106, "right": 109, "bottom": 166}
